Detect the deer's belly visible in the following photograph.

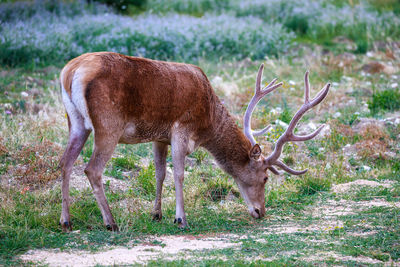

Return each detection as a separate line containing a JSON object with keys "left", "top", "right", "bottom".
{"left": 118, "top": 122, "right": 171, "bottom": 144}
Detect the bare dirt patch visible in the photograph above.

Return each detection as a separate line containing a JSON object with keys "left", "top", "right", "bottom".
{"left": 332, "top": 179, "right": 394, "bottom": 194}
{"left": 20, "top": 178, "right": 399, "bottom": 266}
{"left": 20, "top": 235, "right": 237, "bottom": 266}
{"left": 310, "top": 198, "right": 400, "bottom": 220}
{"left": 304, "top": 251, "right": 385, "bottom": 265}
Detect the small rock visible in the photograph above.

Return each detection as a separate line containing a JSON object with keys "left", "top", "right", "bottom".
{"left": 274, "top": 119, "right": 288, "bottom": 128}
{"left": 391, "top": 82, "right": 398, "bottom": 88}
{"left": 333, "top": 112, "right": 341, "bottom": 118}
{"left": 325, "top": 163, "right": 331, "bottom": 170}
{"left": 366, "top": 51, "right": 374, "bottom": 58}
{"left": 21, "top": 91, "right": 29, "bottom": 98}
{"left": 361, "top": 165, "right": 371, "bottom": 172}
{"left": 383, "top": 116, "right": 400, "bottom": 126}
{"left": 319, "top": 124, "right": 331, "bottom": 138}
{"left": 270, "top": 107, "right": 282, "bottom": 115}
{"left": 307, "top": 122, "right": 317, "bottom": 130}
{"left": 383, "top": 65, "right": 396, "bottom": 75}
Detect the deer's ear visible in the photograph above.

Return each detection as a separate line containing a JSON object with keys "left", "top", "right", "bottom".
{"left": 249, "top": 144, "right": 262, "bottom": 161}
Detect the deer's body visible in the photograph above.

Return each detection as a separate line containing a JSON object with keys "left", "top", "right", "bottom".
{"left": 60, "top": 52, "right": 253, "bottom": 230}
{"left": 59, "top": 52, "right": 329, "bottom": 231}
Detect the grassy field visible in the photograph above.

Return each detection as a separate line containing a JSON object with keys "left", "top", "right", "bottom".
{"left": 0, "top": 0, "right": 399, "bottom": 266}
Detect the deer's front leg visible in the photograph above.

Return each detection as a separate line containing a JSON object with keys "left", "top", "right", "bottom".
{"left": 171, "top": 132, "right": 189, "bottom": 228}
{"left": 151, "top": 141, "right": 168, "bottom": 221}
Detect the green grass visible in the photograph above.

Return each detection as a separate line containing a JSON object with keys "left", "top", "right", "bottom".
{"left": 1, "top": 2, "right": 400, "bottom": 264}
{"left": 368, "top": 88, "right": 400, "bottom": 115}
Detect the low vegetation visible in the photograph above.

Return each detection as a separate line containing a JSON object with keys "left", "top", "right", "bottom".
{"left": 0, "top": 0, "right": 399, "bottom": 266}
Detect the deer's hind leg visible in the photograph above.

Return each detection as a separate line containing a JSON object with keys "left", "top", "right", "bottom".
{"left": 84, "top": 131, "right": 121, "bottom": 232}
{"left": 59, "top": 115, "right": 90, "bottom": 232}
{"left": 151, "top": 141, "right": 168, "bottom": 221}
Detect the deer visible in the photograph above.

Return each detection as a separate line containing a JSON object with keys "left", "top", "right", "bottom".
{"left": 59, "top": 52, "right": 330, "bottom": 232}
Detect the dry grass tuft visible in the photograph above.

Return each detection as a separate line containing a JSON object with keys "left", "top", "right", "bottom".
{"left": 330, "top": 119, "right": 354, "bottom": 137}
{"left": 8, "top": 139, "right": 63, "bottom": 186}
{"left": 356, "top": 139, "right": 387, "bottom": 159}
{"left": 0, "top": 137, "right": 8, "bottom": 156}
{"left": 356, "top": 125, "right": 389, "bottom": 159}
{"left": 359, "top": 124, "right": 389, "bottom": 141}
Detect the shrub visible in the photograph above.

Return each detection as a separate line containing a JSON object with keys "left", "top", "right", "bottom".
{"left": 368, "top": 89, "right": 400, "bottom": 114}
{"left": 0, "top": 11, "right": 294, "bottom": 67}
{"left": 296, "top": 174, "right": 331, "bottom": 196}
{"left": 92, "top": 0, "right": 147, "bottom": 13}
{"left": 4, "top": 140, "right": 63, "bottom": 185}
{"left": 202, "top": 176, "right": 238, "bottom": 202}
{"left": 146, "top": 0, "right": 230, "bottom": 16}
{"left": 0, "top": 0, "right": 107, "bottom": 22}
{"left": 135, "top": 163, "right": 156, "bottom": 198}
{"left": 105, "top": 156, "right": 138, "bottom": 180}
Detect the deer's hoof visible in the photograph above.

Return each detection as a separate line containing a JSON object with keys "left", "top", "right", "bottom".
{"left": 152, "top": 211, "right": 162, "bottom": 221}
{"left": 61, "top": 221, "right": 72, "bottom": 232}
{"left": 106, "top": 224, "right": 119, "bottom": 232}
{"left": 174, "top": 217, "right": 188, "bottom": 229}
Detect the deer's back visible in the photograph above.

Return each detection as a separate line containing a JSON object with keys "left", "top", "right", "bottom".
{"left": 61, "top": 52, "right": 216, "bottom": 144}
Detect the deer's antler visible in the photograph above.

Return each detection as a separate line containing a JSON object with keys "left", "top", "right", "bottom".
{"left": 265, "top": 71, "right": 330, "bottom": 175}
{"left": 244, "top": 65, "right": 330, "bottom": 175}
{"left": 243, "top": 64, "right": 283, "bottom": 146}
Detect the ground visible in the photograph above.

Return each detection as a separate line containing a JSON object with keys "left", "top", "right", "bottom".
{"left": 19, "top": 176, "right": 400, "bottom": 266}
{"left": 1, "top": 1, "right": 400, "bottom": 266}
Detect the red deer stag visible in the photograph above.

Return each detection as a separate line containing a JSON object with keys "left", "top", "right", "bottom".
{"left": 59, "top": 52, "right": 330, "bottom": 231}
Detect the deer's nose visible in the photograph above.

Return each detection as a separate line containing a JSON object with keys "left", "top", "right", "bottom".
{"left": 250, "top": 207, "right": 265, "bottom": 219}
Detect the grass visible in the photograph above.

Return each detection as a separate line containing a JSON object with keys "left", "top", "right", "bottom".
{"left": 1, "top": 0, "right": 400, "bottom": 265}
{"left": 1, "top": 48, "right": 399, "bottom": 264}
{"left": 368, "top": 88, "right": 400, "bottom": 115}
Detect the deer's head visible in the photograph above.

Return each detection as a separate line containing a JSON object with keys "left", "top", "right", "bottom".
{"left": 237, "top": 64, "right": 330, "bottom": 219}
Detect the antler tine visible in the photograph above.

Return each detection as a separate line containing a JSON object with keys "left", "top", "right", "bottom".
{"left": 265, "top": 71, "right": 330, "bottom": 175}
{"left": 275, "top": 160, "right": 308, "bottom": 175}
{"left": 291, "top": 124, "right": 325, "bottom": 142}
{"left": 255, "top": 64, "right": 264, "bottom": 93}
{"left": 310, "top": 83, "right": 330, "bottom": 107}
{"left": 268, "top": 166, "right": 282, "bottom": 175}
{"left": 253, "top": 125, "right": 272, "bottom": 136}
{"left": 304, "top": 71, "right": 310, "bottom": 103}
{"left": 244, "top": 64, "right": 283, "bottom": 146}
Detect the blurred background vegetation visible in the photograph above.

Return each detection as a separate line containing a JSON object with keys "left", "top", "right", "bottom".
{"left": 0, "top": 0, "right": 399, "bottom": 67}
{"left": 1, "top": 0, "right": 400, "bottom": 265}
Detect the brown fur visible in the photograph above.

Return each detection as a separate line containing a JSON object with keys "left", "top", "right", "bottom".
{"left": 59, "top": 53, "right": 328, "bottom": 231}
{"left": 62, "top": 52, "right": 251, "bottom": 172}
{"left": 59, "top": 52, "right": 268, "bottom": 231}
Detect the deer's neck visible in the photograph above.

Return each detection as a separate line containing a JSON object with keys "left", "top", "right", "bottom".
{"left": 202, "top": 99, "right": 252, "bottom": 177}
